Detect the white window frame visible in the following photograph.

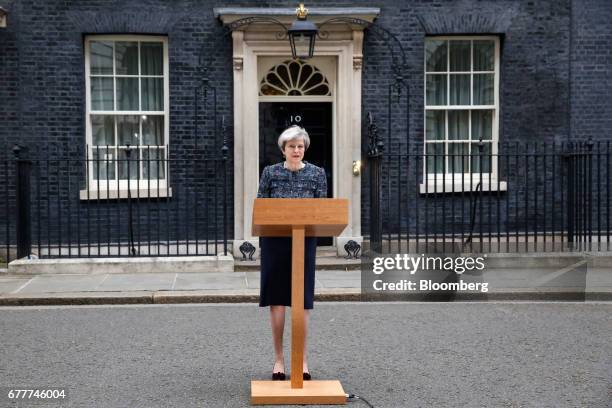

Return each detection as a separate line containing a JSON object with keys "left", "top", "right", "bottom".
{"left": 82, "top": 35, "right": 170, "bottom": 200}
{"left": 421, "top": 36, "right": 506, "bottom": 194}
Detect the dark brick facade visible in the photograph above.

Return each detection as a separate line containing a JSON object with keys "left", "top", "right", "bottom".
{"left": 571, "top": 0, "right": 612, "bottom": 141}
{"left": 0, "top": 0, "right": 610, "bottom": 253}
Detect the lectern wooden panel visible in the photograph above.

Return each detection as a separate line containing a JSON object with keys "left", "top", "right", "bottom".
{"left": 252, "top": 198, "right": 348, "bottom": 237}
{"left": 251, "top": 198, "right": 348, "bottom": 405}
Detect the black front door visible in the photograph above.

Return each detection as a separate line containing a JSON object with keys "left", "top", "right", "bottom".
{"left": 259, "top": 102, "right": 333, "bottom": 245}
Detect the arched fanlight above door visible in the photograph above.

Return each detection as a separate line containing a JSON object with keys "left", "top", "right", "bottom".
{"left": 259, "top": 59, "right": 331, "bottom": 96}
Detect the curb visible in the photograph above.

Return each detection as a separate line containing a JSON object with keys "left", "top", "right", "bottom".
{"left": 0, "top": 290, "right": 610, "bottom": 306}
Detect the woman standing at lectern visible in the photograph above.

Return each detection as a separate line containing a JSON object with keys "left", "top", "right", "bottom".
{"left": 256, "top": 125, "right": 327, "bottom": 381}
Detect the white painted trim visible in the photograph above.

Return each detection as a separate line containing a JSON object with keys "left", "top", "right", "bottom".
{"left": 79, "top": 187, "right": 172, "bottom": 200}
{"left": 425, "top": 105, "right": 496, "bottom": 110}
{"left": 232, "top": 36, "right": 363, "bottom": 246}
{"left": 258, "top": 58, "right": 333, "bottom": 98}
{"left": 232, "top": 31, "right": 245, "bottom": 242}
{"left": 258, "top": 96, "right": 334, "bottom": 102}
{"left": 419, "top": 180, "right": 507, "bottom": 194}
{"left": 84, "top": 35, "right": 170, "bottom": 192}
{"left": 424, "top": 35, "right": 501, "bottom": 42}
{"left": 423, "top": 36, "right": 501, "bottom": 183}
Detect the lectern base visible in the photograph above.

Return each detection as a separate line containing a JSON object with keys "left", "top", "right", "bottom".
{"left": 251, "top": 380, "right": 346, "bottom": 405}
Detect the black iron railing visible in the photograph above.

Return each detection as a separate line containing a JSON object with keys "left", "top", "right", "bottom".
{"left": 1, "top": 145, "right": 229, "bottom": 262}
{"left": 367, "top": 139, "right": 611, "bottom": 254}
{"left": 2, "top": 139, "right": 611, "bottom": 264}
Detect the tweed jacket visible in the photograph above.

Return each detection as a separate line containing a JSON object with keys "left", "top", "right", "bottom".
{"left": 257, "top": 162, "right": 327, "bottom": 199}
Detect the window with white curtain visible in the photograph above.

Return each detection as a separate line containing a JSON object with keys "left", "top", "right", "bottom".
{"left": 84, "top": 35, "right": 169, "bottom": 198}
{"left": 423, "top": 36, "right": 503, "bottom": 192}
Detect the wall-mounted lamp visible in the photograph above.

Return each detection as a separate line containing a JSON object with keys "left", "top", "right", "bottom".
{"left": 0, "top": 7, "right": 7, "bottom": 28}
{"left": 227, "top": 4, "right": 319, "bottom": 60}
{"left": 287, "top": 4, "right": 318, "bottom": 59}
{"left": 352, "top": 160, "right": 362, "bottom": 176}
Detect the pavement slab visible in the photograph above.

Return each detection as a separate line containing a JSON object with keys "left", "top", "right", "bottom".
{"left": 172, "top": 272, "right": 247, "bottom": 290}
{"left": 96, "top": 273, "right": 176, "bottom": 291}
{"left": 0, "top": 261, "right": 609, "bottom": 305}
{"left": 15, "top": 274, "right": 109, "bottom": 294}
{"left": 0, "top": 277, "right": 33, "bottom": 294}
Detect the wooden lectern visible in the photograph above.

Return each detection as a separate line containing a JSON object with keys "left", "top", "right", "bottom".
{"left": 251, "top": 198, "right": 349, "bottom": 405}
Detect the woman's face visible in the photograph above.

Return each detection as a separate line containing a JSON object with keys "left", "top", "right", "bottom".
{"left": 283, "top": 137, "right": 306, "bottom": 166}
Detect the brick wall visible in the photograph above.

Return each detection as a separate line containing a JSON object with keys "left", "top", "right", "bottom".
{"left": 0, "top": 0, "right": 610, "bottom": 250}
{"left": 571, "top": 0, "right": 612, "bottom": 141}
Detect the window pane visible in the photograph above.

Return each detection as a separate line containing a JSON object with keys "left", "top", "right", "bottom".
{"left": 449, "top": 41, "right": 470, "bottom": 71}
{"left": 450, "top": 74, "right": 470, "bottom": 105}
{"left": 293, "top": 34, "right": 311, "bottom": 59}
{"left": 449, "top": 143, "right": 469, "bottom": 173}
{"left": 426, "top": 74, "right": 446, "bottom": 105}
{"left": 118, "top": 148, "right": 139, "bottom": 180}
{"left": 141, "top": 78, "right": 163, "bottom": 111}
{"left": 117, "top": 115, "right": 140, "bottom": 146}
{"left": 299, "top": 65, "right": 313, "bottom": 86}
{"left": 90, "top": 41, "right": 113, "bottom": 75}
{"left": 305, "top": 84, "right": 330, "bottom": 95}
{"left": 426, "top": 143, "right": 444, "bottom": 174}
{"left": 289, "top": 60, "right": 301, "bottom": 85}
{"left": 116, "top": 77, "right": 139, "bottom": 110}
{"left": 471, "top": 143, "right": 491, "bottom": 173}
{"left": 275, "top": 64, "right": 291, "bottom": 88}
{"left": 303, "top": 72, "right": 324, "bottom": 90}
{"left": 90, "top": 77, "right": 114, "bottom": 110}
{"left": 142, "top": 115, "right": 164, "bottom": 146}
{"left": 260, "top": 84, "right": 284, "bottom": 96}
{"left": 143, "top": 148, "right": 166, "bottom": 179}
{"left": 473, "top": 74, "right": 494, "bottom": 105}
{"left": 448, "top": 110, "right": 469, "bottom": 140}
{"left": 473, "top": 40, "right": 494, "bottom": 71}
{"left": 425, "top": 40, "right": 447, "bottom": 72}
{"left": 471, "top": 110, "right": 493, "bottom": 140}
{"left": 425, "top": 110, "right": 445, "bottom": 140}
{"left": 141, "top": 42, "right": 163, "bottom": 75}
{"left": 115, "top": 41, "right": 139, "bottom": 75}
{"left": 91, "top": 115, "right": 115, "bottom": 146}
{"left": 92, "top": 147, "right": 116, "bottom": 180}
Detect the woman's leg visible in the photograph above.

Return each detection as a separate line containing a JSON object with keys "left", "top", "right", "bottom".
{"left": 270, "top": 305, "right": 286, "bottom": 372}
{"left": 303, "top": 309, "right": 310, "bottom": 373}
{"left": 271, "top": 306, "right": 310, "bottom": 374}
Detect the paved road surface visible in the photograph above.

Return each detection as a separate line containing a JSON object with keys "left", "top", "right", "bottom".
{"left": 1, "top": 302, "right": 610, "bottom": 407}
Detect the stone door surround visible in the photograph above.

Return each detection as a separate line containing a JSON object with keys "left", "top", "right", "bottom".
{"left": 214, "top": 7, "right": 380, "bottom": 258}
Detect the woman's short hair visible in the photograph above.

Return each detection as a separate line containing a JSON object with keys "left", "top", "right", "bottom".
{"left": 277, "top": 125, "right": 310, "bottom": 152}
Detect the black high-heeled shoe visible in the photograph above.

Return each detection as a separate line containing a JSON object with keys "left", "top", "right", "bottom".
{"left": 303, "top": 372, "right": 311, "bottom": 381}
{"left": 272, "top": 370, "right": 286, "bottom": 381}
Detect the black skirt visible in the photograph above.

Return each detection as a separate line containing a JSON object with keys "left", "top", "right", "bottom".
{"left": 259, "top": 236, "right": 317, "bottom": 309}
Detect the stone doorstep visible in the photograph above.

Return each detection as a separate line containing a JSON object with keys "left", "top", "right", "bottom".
{"left": 7, "top": 255, "right": 234, "bottom": 275}
{"left": 5, "top": 256, "right": 359, "bottom": 275}
{"left": 4, "top": 252, "right": 611, "bottom": 276}
{"left": 235, "top": 256, "right": 361, "bottom": 271}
